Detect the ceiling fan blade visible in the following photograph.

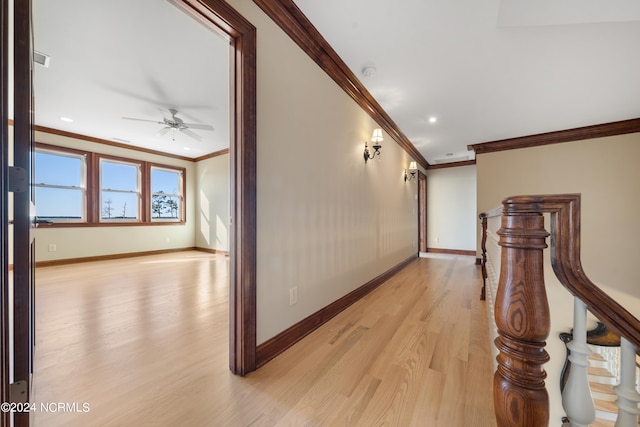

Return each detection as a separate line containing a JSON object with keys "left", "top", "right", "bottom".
{"left": 123, "top": 117, "right": 163, "bottom": 124}
{"left": 154, "top": 127, "right": 171, "bottom": 138}
{"left": 183, "top": 123, "right": 214, "bottom": 131}
{"left": 180, "top": 128, "right": 202, "bottom": 141}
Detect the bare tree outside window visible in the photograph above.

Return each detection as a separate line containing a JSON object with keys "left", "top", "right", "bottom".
{"left": 103, "top": 199, "right": 114, "bottom": 218}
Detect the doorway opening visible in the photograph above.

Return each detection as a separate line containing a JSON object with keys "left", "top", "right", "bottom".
{"left": 27, "top": 0, "right": 257, "bottom": 376}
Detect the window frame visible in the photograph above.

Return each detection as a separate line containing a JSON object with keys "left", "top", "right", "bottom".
{"left": 34, "top": 143, "right": 90, "bottom": 223}
{"left": 149, "top": 164, "right": 186, "bottom": 223}
{"left": 35, "top": 142, "right": 186, "bottom": 227}
{"left": 98, "top": 155, "right": 143, "bottom": 223}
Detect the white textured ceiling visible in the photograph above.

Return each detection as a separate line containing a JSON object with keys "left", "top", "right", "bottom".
{"left": 32, "top": 0, "right": 640, "bottom": 164}
{"left": 33, "top": 0, "right": 230, "bottom": 159}
{"left": 294, "top": 0, "right": 640, "bottom": 164}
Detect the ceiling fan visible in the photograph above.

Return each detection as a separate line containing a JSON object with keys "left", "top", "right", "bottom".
{"left": 123, "top": 108, "right": 214, "bottom": 141}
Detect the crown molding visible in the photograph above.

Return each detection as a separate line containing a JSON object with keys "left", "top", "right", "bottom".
{"left": 468, "top": 118, "right": 640, "bottom": 155}
{"left": 253, "top": 0, "right": 429, "bottom": 169}
{"left": 428, "top": 159, "right": 476, "bottom": 170}
{"left": 194, "top": 148, "right": 229, "bottom": 161}
{"left": 34, "top": 125, "right": 196, "bottom": 162}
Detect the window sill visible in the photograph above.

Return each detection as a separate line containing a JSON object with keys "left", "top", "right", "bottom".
{"left": 36, "top": 221, "right": 186, "bottom": 228}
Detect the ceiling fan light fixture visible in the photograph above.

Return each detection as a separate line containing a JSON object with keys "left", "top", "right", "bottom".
{"left": 123, "top": 108, "right": 214, "bottom": 142}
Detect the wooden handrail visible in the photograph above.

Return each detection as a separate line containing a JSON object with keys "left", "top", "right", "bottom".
{"left": 481, "top": 193, "right": 640, "bottom": 426}
{"left": 503, "top": 194, "right": 640, "bottom": 348}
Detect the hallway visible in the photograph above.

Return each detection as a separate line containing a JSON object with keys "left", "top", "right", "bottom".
{"left": 32, "top": 251, "right": 495, "bottom": 426}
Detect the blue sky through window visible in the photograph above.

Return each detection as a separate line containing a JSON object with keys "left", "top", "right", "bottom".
{"left": 35, "top": 151, "right": 84, "bottom": 219}
{"left": 35, "top": 151, "right": 82, "bottom": 186}
{"left": 35, "top": 148, "right": 184, "bottom": 222}
{"left": 101, "top": 161, "right": 139, "bottom": 219}
{"left": 151, "top": 168, "right": 180, "bottom": 194}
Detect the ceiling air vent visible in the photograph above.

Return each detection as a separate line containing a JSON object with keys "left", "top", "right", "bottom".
{"left": 34, "top": 51, "right": 51, "bottom": 67}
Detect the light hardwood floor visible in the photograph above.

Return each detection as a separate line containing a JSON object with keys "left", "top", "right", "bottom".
{"left": 32, "top": 251, "right": 496, "bottom": 426}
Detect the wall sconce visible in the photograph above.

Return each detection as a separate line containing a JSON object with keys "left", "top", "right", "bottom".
{"left": 404, "top": 161, "right": 418, "bottom": 182}
{"left": 364, "top": 128, "right": 383, "bottom": 163}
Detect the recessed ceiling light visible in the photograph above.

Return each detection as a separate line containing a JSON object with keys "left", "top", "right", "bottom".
{"left": 60, "top": 116, "right": 74, "bottom": 123}
{"left": 183, "top": 147, "right": 191, "bottom": 151}
{"left": 428, "top": 116, "right": 437, "bottom": 124}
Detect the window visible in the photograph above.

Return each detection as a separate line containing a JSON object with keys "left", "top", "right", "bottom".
{"left": 34, "top": 143, "right": 186, "bottom": 226}
{"left": 151, "top": 166, "right": 184, "bottom": 221}
{"left": 34, "top": 148, "right": 86, "bottom": 222}
{"left": 100, "top": 159, "right": 141, "bottom": 221}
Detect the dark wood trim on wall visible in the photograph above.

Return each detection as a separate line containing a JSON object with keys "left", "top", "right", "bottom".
{"left": 36, "top": 245, "right": 230, "bottom": 269}
{"left": 426, "top": 248, "right": 476, "bottom": 257}
{"left": 35, "top": 248, "right": 199, "bottom": 268}
{"left": 34, "top": 125, "right": 232, "bottom": 163}
{"left": 428, "top": 159, "right": 476, "bottom": 170}
{"left": 418, "top": 171, "right": 427, "bottom": 253}
{"left": 3, "top": 22, "right": 12, "bottom": 418}
{"left": 35, "top": 125, "right": 195, "bottom": 162}
{"left": 194, "top": 148, "right": 229, "bottom": 162}
{"left": 256, "top": 254, "right": 417, "bottom": 368}
{"left": 194, "top": 247, "right": 229, "bottom": 256}
{"left": 252, "top": 0, "right": 429, "bottom": 170}
{"left": 172, "top": 0, "right": 258, "bottom": 376}
{"left": 468, "top": 117, "right": 640, "bottom": 155}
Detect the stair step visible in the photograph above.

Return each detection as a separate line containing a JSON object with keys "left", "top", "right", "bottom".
{"left": 588, "top": 365, "right": 618, "bottom": 386}
{"left": 589, "top": 352, "right": 607, "bottom": 362}
{"left": 590, "top": 358, "right": 612, "bottom": 369}
{"left": 589, "top": 366, "right": 615, "bottom": 378}
{"left": 591, "top": 419, "right": 615, "bottom": 427}
{"left": 595, "top": 398, "right": 619, "bottom": 414}
{"left": 590, "top": 381, "right": 616, "bottom": 400}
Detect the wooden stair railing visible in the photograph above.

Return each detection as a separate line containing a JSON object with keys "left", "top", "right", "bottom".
{"left": 480, "top": 194, "right": 640, "bottom": 426}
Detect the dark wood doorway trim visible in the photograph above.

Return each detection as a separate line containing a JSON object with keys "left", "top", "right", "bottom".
{"left": 1, "top": 0, "right": 10, "bottom": 424}
{"left": 172, "top": 0, "right": 257, "bottom": 375}
{"left": 418, "top": 171, "right": 427, "bottom": 253}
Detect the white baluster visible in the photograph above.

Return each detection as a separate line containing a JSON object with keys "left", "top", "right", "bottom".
{"left": 614, "top": 337, "right": 640, "bottom": 427}
{"left": 562, "top": 298, "right": 596, "bottom": 427}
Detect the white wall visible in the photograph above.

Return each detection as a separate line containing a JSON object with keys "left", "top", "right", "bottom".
{"left": 195, "top": 153, "right": 229, "bottom": 252}
{"left": 33, "top": 130, "right": 196, "bottom": 261}
{"left": 426, "top": 165, "right": 477, "bottom": 252}
{"left": 227, "top": 0, "right": 419, "bottom": 345}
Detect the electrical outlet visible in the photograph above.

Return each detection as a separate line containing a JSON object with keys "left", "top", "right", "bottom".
{"left": 435, "top": 237, "right": 439, "bottom": 243}
{"left": 289, "top": 287, "right": 298, "bottom": 306}
{"left": 165, "top": 237, "right": 171, "bottom": 243}
{"left": 48, "top": 244, "right": 57, "bottom": 252}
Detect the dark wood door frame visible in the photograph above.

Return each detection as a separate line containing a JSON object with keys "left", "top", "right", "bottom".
{"left": 12, "top": 0, "right": 36, "bottom": 425}
{"left": 172, "top": 0, "right": 257, "bottom": 375}
{"left": 418, "top": 171, "right": 427, "bottom": 253}
{"left": 1, "top": 0, "right": 10, "bottom": 424}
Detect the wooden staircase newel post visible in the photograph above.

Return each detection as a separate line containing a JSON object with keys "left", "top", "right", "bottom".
{"left": 494, "top": 202, "right": 550, "bottom": 427}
